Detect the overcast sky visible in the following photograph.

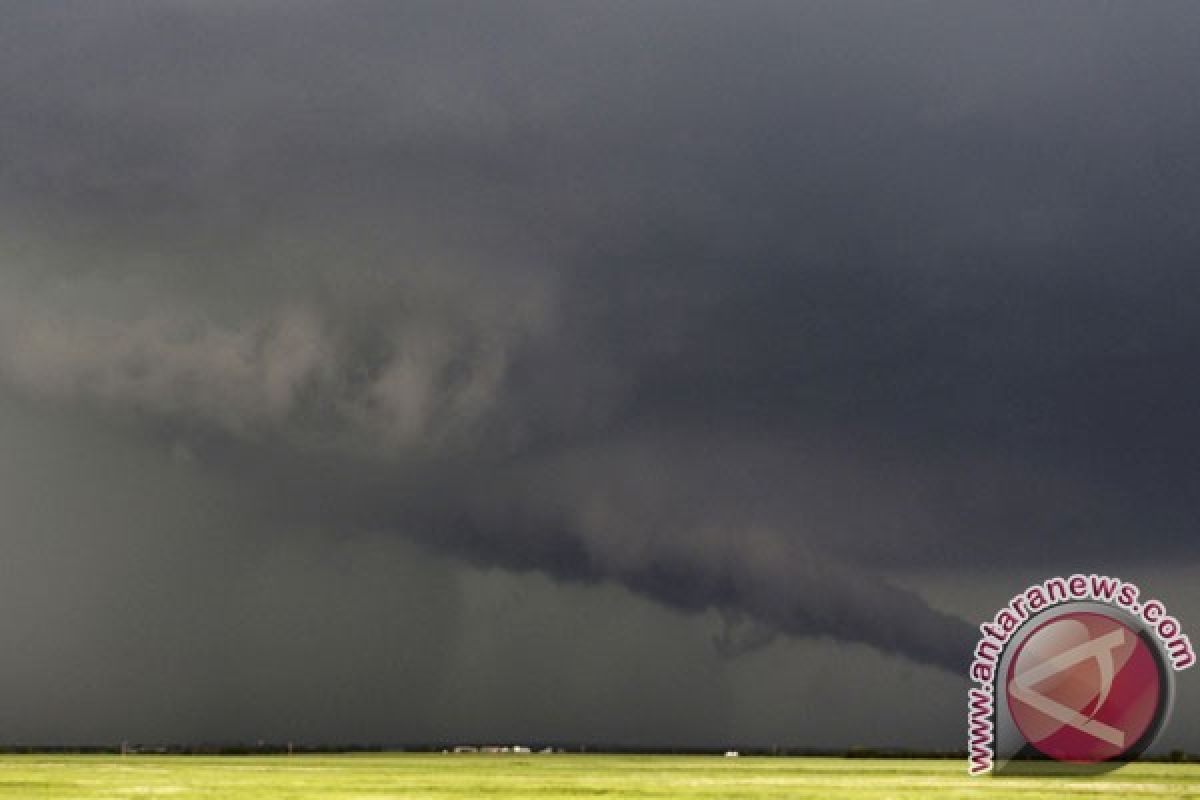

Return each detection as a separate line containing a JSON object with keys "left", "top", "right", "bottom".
{"left": 1, "top": 1, "right": 1199, "bottom": 750}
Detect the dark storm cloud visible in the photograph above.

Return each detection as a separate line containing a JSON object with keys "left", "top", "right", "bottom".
{"left": 2, "top": 0, "right": 1200, "bottom": 741}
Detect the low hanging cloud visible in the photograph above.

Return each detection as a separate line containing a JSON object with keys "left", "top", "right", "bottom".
{"left": 2, "top": 1, "right": 1200, "bottom": 709}
{"left": 0, "top": 268, "right": 549, "bottom": 451}
{"left": 0, "top": 269, "right": 976, "bottom": 673}
{"left": 0, "top": 301, "right": 329, "bottom": 434}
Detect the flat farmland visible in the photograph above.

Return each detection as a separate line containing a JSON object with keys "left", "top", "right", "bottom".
{"left": 0, "top": 753, "right": 1197, "bottom": 799}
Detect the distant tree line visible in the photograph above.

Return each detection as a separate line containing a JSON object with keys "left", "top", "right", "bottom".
{"left": 0, "top": 743, "right": 1194, "bottom": 761}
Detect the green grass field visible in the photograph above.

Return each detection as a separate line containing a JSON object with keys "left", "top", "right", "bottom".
{"left": 0, "top": 754, "right": 1197, "bottom": 799}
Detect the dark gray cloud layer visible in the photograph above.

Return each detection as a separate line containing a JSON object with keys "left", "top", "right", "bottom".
{"left": 1, "top": 1, "right": 1199, "bottom": 745}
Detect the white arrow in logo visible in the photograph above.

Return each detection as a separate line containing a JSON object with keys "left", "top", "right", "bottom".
{"left": 1008, "top": 627, "right": 1127, "bottom": 748}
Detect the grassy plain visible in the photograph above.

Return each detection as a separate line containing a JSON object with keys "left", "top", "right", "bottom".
{"left": 0, "top": 753, "right": 1197, "bottom": 799}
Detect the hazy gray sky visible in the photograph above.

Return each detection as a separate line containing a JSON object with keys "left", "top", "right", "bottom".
{"left": 1, "top": 1, "right": 1199, "bottom": 749}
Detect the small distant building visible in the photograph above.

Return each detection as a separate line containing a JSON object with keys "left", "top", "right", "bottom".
{"left": 453, "top": 744, "right": 532, "bottom": 754}
{"left": 724, "top": 750, "right": 740, "bottom": 758}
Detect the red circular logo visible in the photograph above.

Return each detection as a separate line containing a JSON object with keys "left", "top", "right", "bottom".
{"left": 1006, "top": 611, "right": 1163, "bottom": 763}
